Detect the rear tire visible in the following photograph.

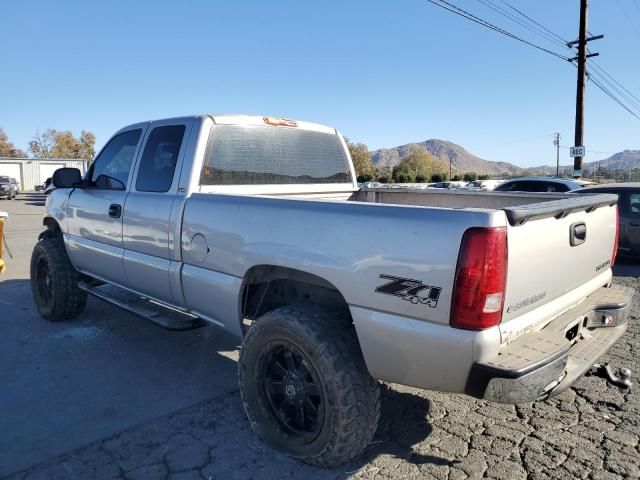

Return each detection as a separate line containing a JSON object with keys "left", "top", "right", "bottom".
{"left": 30, "top": 238, "right": 87, "bottom": 321}
{"left": 239, "top": 304, "right": 380, "bottom": 468}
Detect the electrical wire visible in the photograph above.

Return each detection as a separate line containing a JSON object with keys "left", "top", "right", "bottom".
{"left": 497, "top": 0, "right": 570, "bottom": 45}
{"left": 475, "top": 0, "right": 568, "bottom": 49}
{"left": 588, "top": 62, "right": 640, "bottom": 112}
{"left": 426, "top": 0, "right": 640, "bottom": 122}
{"left": 588, "top": 74, "right": 640, "bottom": 121}
{"left": 425, "top": 0, "right": 571, "bottom": 60}
{"left": 566, "top": 60, "right": 640, "bottom": 121}
{"left": 616, "top": 0, "right": 640, "bottom": 39}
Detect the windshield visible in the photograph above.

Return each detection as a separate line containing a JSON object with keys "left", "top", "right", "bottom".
{"left": 200, "top": 125, "right": 352, "bottom": 185}
{"left": 0, "top": 176, "right": 10, "bottom": 183}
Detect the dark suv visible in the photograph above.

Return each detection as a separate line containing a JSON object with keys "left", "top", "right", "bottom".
{"left": 0, "top": 176, "right": 16, "bottom": 199}
{"left": 577, "top": 182, "right": 640, "bottom": 257}
{"left": 494, "top": 177, "right": 584, "bottom": 193}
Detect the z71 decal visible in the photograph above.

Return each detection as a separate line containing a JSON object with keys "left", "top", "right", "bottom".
{"left": 375, "top": 274, "right": 442, "bottom": 308}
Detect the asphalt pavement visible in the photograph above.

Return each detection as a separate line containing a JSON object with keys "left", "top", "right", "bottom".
{"left": 1, "top": 194, "right": 638, "bottom": 480}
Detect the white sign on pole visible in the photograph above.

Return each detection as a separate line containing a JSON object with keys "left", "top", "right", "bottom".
{"left": 570, "top": 146, "right": 585, "bottom": 157}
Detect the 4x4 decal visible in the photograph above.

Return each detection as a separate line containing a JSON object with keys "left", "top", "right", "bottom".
{"left": 375, "top": 274, "right": 442, "bottom": 307}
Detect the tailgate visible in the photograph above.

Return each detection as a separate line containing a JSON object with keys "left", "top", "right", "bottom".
{"left": 500, "top": 194, "right": 618, "bottom": 343}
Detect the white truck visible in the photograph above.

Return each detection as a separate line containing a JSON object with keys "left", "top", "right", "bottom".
{"left": 31, "top": 114, "right": 632, "bottom": 467}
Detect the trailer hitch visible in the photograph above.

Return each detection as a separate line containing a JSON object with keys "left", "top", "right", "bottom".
{"left": 586, "top": 363, "right": 632, "bottom": 393}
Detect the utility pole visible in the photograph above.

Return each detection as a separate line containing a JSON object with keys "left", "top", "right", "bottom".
{"left": 572, "top": 0, "right": 588, "bottom": 178}
{"left": 568, "top": 0, "right": 603, "bottom": 178}
{"left": 554, "top": 133, "right": 561, "bottom": 177}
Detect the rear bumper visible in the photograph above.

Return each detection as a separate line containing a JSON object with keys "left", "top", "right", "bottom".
{"left": 465, "top": 284, "right": 633, "bottom": 404}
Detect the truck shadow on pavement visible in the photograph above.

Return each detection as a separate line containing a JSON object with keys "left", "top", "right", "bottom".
{"left": 355, "top": 385, "right": 452, "bottom": 467}
{"left": 15, "top": 193, "right": 46, "bottom": 207}
{"left": 1, "top": 277, "right": 448, "bottom": 478}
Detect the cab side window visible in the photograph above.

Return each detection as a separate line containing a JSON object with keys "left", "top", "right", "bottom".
{"left": 135, "top": 125, "right": 185, "bottom": 193}
{"left": 622, "top": 192, "right": 640, "bottom": 215}
{"left": 90, "top": 129, "right": 142, "bottom": 190}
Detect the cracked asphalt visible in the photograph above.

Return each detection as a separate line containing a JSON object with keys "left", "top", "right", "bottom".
{"left": 2, "top": 196, "right": 639, "bottom": 480}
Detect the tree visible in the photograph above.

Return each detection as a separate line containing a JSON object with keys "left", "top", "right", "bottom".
{"left": 375, "top": 165, "right": 392, "bottom": 182}
{"left": 463, "top": 171, "right": 478, "bottom": 182}
{"left": 431, "top": 172, "right": 445, "bottom": 182}
{"left": 392, "top": 145, "right": 446, "bottom": 183}
{"left": 29, "top": 129, "right": 96, "bottom": 162}
{"left": 0, "top": 128, "right": 27, "bottom": 157}
{"left": 478, "top": 174, "right": 490, "bottom": 180}
{"left": 415, "top": 174, "right": 427, "bottom": 183}
{"left": 395, "top": 172, "right": 412, "bottom": 183}
{"left": 452, "top": 174, "right": 462, "bottom": 181}
{"left": 28, "top": 130, "right": 55, "bottom": 158}
{"left": 344, "top": 137, "right": 374, "bottom": 182}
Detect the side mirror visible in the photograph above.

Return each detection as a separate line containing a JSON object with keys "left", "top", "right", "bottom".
{"left": 52, "top": 168, "right": 82, "bottom": 188}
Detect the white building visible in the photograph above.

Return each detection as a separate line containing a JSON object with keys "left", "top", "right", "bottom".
{"left": 0, "top": 157, "right": 87, "bottom": 191}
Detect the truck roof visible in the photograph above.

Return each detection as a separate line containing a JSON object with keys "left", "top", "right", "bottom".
{"left": 210, "top": 114, "right": 338, "bottom": 135}
{"left": 119, "top": 115, "right": 339, "bottom": 136}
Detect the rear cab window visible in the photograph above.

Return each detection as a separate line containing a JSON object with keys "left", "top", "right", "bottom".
{"left": 199, "top": 125, "right": 352, "bottom": 186}
{"left": 136, "top": 125, "right": 186, "bottom": 192}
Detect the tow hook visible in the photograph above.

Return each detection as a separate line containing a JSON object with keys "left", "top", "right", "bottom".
{"left": 586, "top": 363, "right": 632, "bottom": 393}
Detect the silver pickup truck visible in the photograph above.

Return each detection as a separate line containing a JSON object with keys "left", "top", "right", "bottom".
{"left": 31, "top": 114, "right": 632, "bottom": 467}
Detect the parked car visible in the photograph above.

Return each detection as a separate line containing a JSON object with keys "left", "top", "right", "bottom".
{"left": 576, "top": 182, "right": 640, "bottom": 257}
{"left": 10, "top": 178, "right": 20, "bottom": 194}
{"left": 0, "top": 175, "right": 16, "bottom": 199}
{"left": 464, "top": 179, "right": 504, "bottom": 191}
{"left": 360, "top": 181, "right": 382, "bottom": 189}
{"left": 429, "top": 181, "right": 466, "bottom": 189}
{"left": 494, "top": 177, "right": 584, "bottom": 193}
{"left": 31, "top": 114, "right": 631, "bottom": 467}
{"left": 42, "top": 177, "right": 54, "bottom": 194}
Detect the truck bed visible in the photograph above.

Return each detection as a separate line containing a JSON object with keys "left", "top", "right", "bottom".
{"left": 354, "top": 188, "right": 616, "bottom": 225}
{"left": 274, "top": 186, "right": 616, "bottom": 226}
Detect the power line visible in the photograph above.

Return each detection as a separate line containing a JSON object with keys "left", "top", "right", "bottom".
{"left": 567, "top": 60, "right": 640, "bottom": 122}
{"left": 616, "top": 0, "right": 640, "bottom": 39}
{"left": 588, "top": 62, "right": 640, "bottom": 112}
{"left": 588, "top": 74, "right": 640, "bottom": 120}
{"left": 426, "top": 0, "right": 640, "bottom": 125}
{"left": 474, "top": 0, "right": 568, "bottom": 49}
{"left": 425, "top": 0, "right": 571, "bottom": 60}
{"left": 496, "top": 0, "right": 570, "bottom": 45}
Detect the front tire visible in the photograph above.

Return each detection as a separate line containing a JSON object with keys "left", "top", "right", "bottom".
{"left": 239, "top": 305, "right": 380, "bottom": 468}
{"left": 30, "top": 238, "right": 87, "bottom": 321}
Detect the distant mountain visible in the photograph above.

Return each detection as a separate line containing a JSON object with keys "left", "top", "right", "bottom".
{"left": 371, "top": 139, "right": 524, "bottom": 176}
{"left": 371, "top": 140, "right": 640, "bottom": 177}
{"left": 531, "top": 150, "right": 640, "bottom": 175}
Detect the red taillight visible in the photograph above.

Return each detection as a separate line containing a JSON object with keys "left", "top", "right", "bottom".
{"left": 611, "top": 205, "right": 619, "bottom": 267}
{"left": 451, "top": 227, "right": 508, "bottom": 330}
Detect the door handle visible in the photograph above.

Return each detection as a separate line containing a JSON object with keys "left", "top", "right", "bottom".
{"left": 570, "top": 222, "right": 587, "bottom": 246}
{"left": 630, "top": 222, "right": 640, "bottom": 227}
{"left": 108, "top": 204, "right": 122, "bottom": 218}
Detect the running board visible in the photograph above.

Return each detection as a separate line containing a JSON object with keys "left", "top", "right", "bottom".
{"left": 78, "top": 281, "right": 206, "bottom": 331}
